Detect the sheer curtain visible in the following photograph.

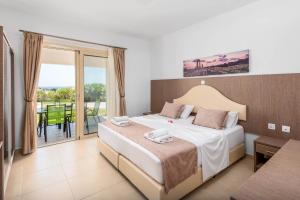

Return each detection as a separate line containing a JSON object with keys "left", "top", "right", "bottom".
{"left": 22, "top": 32, "right": 43, "bottom": 154}
{"left": 107, "top": 48, "right": 120, "bottom": 117}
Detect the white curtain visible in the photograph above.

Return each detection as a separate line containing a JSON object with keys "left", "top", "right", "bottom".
{"left": 107, "top": 48, "right": 120, "bottom": 117}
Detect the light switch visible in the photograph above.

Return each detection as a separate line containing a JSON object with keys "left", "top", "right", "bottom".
{"left": 282, "top": 125, "right": 290, "bottom": 133}
{"left": 268, "top": 123, "right": 276, "bottom": 130}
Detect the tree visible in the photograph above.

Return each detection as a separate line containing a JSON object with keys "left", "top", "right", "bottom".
{"left": 56, "top": 88, "right": 75, "bottom": 101}
{"left": 37, "top": 84, "right": 105, "bottom": 103}
{"left": 37, "top": 87, "right": 76, "bottom": 102}
{"left": 46, "top": 90, "right": 59, "bottom": 101}
{"left": 84, "top": 83, "right": 106, "bottom": 102}
{"left": 37, "top": 89, "right": 47, "bottom": 102}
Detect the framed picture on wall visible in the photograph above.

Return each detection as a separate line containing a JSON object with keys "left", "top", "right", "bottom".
{"left": 183, "top": 50, "right": 249, "bottom": 77}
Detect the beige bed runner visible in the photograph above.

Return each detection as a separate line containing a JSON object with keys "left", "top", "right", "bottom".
{"left": 102, "top": 121, "right": 197, "bottom": 192}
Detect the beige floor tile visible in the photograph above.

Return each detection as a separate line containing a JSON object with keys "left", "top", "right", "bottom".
{"left": 61, "top": 156, "right": 110, "bottom": 179}
{"left": 5, "top": 195, "right": 22, "bottom": 200}
{"left": 184, "top": 157, "right": 253, "bottom": 200}
{"left": 26, "top": 146, "right": 60, "bottom": 161}
{"left": 5, "top": 137, "right": 254, "bottom": 200}
{"left": 184, "top": 178, "right": 229, "bottom": 200}
{"left": 22, "top": 166, "right": 66, "bottom": 194}
{"left": 5, "top": 175, "right": 23, "bottom": 199}
{"left": 22, "top": 154, "right": 60, "bottom": 173}
{"left": 68, "top": 167, "right": 125, "bottom": 200}
{"left": 58, "top": 154, "right": 93, "bottom": 165}
{"left": 84, "top": 181, "right": 146, "bottom": 200}
{"left": 22, "top": 181, "right": 73, "bottom": 200}
{"left": 8, "top": 162, "right": 23, "bottom": 181}
{"left": 58, "top": 148, "right": 95, "bottom": 164}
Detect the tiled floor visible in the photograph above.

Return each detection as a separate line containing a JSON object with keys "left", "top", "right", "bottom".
{"left": 6, "top": 137, "right": 254, "bottom": 200}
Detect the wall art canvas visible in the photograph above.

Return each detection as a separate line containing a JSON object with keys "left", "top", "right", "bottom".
{"left": 183, "top": 50, "right": 249, "bottom": 77}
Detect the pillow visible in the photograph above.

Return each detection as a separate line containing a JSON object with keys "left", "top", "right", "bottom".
{"left": 193, "top": 107, "right": 228, "bottom": 129}
{"left": 177, "top": 104, "right": 185, "bottom": 118}
{"left": 177, "top": 116, "right": 195, "bottom": 125}
{"left": 160, "top": 102, "right": 184, "bottom": 119}
{"left": 225, "top": 111, "right": 239, "bottom": 128}
{"left": 180, "top": 105, "right": 194, "bottom": 119}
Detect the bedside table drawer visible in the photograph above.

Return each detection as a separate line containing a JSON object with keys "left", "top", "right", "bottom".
{"left": 256, "top": 144, "right": 279, "bottom": 156}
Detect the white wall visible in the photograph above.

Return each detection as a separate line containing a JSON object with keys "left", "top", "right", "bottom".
{"left": 0, "top": 8, "right": 151, "bottom": 149}
{"left": 150, "top": 0, "right": 300, "bottom": 80}
{"left": 150, "top": 0, "right": 300, "bottom": 154}
{"left": 3, "top": 0, "right": 299, "bottom": 152}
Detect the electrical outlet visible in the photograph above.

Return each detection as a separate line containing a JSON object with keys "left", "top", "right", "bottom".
{"left": 268, "top": 123, "right": 276, "bottom": 130}
{"left": 282, "top": 125, "right": 290, "bottom": 133}
{"left": 201, "top": 80, "right": 206, "bottom": 85}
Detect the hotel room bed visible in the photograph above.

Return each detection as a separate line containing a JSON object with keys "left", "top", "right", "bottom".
{"left": 97, "top": 85, "right": 247, "bottom": 200}
{"left": 98, "top": 114, "right": 244, "bottom": 184}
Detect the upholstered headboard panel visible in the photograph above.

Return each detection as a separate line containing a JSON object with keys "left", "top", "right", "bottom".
{"left": 173, "top": 85, "right": 247, "bottom": 121}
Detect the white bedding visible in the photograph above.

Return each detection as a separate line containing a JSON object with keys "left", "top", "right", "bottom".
{"left": 98, "top": 114, "right": 244, "bottom": 184}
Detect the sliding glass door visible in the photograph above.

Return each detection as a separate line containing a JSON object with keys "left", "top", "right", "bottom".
{"left": 77, "top": 53, "right": 108, "bottom": 138}
{"left": 38, "top": 43, "right": 108, "bottom": 142}
{"left": 83, "top": 55, "right": 107, "bottom": 135}
{"left": 37, "top": 47, "right": 77, "bottom": 146}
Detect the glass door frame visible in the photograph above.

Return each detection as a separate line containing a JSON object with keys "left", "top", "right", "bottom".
{"left": 38, "top": 44, "right": 78, "bottom": 145}
{"left": 43, "top": 41, "right": 108, "bottom": 140}
{"left": 76, "top": 50, "right": 108, "bottom": 139}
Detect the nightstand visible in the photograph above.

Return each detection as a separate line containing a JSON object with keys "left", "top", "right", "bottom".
{"left": 142, "top": 111, "right": 154, "bottom": 115}
{"left": 254, "top": 136, "right": 288, "bottom": 172}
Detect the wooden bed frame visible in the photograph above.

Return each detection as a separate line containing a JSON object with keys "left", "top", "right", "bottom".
{"left": 98, "top": 85, "right": 247, "bottom": 200}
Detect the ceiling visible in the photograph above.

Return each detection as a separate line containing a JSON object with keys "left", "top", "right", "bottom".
{"left": 0, "top": 0, "right": 258, "bottom": 38}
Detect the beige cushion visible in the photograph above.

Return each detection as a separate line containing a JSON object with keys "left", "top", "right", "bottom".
{"left": 193, "top": 107, "right": 228, "bottom": 129}
{"left": 160, "top": 102, "right": 183, "bottom": 119}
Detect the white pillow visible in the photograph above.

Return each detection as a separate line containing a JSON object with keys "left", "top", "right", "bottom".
{"left": 225, "top": 111, "right": 239, "bottom": 128}
{"left": 180, "top": 105, "right": 194, "bottom": 119}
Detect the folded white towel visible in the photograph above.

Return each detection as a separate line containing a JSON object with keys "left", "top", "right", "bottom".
{"left": 112, "top": 116, "right": 129, "bottom": 122}
{"left": 146, "top": 129, "right": 169, "bottom": 139}
{"left": 111, "top": 119, "right": 130, "bottom": 127}
{"left": 144, "top": 129, "right": 173, "bottom": 144}
{"left": 153, "top": 134, "right": 173, "bottom": 143}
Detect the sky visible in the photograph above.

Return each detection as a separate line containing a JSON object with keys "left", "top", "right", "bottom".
{"left": 38, "top": 64, "right": 106, "bottom": 88}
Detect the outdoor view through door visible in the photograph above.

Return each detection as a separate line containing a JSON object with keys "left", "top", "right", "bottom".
{"left": 83, "top": 55, "right": 107, "bottom": 135}
{"left": 37, "top": 48, "right": 76, "bottom": 147}
{"left": 36, "top": 45, "right": 108, "bottom": 146}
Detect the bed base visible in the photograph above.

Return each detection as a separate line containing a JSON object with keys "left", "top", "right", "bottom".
{"left": 98, "top": 139, "right": 245, "bottom": 200}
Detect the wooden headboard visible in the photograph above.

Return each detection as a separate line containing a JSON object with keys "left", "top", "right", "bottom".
{"left": 151, "top": 73, "right": 300, "bottom": 139}
{"left": 174, "top": 85, "right": 246, "bottom": 120}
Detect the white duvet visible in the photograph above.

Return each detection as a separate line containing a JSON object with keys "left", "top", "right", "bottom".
{"left": 98, "top": 114, "right": 244, "bottom": 183}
